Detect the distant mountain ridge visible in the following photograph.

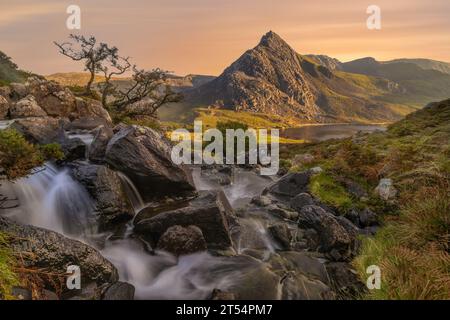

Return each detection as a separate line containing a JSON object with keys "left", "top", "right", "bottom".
{"left": 187, "top": 31, "right": 421, "bottom": 123}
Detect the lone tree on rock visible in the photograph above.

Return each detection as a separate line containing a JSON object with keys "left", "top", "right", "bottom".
{"left": 55, "top": 34, "right": 181, "bottom": 120}
{"left": 112, "top": 67, "right": 182, "bottom": 119}
{"left": 54, "top": 34, "right": 119, "bottom": 95}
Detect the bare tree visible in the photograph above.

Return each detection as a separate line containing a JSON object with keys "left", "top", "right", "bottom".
{"left": 112, "top": 67, "right": 182, "bottom": 119}
{"left": 98, "top": 55, "right": 132, "bottom": 108}
{"left": 54, "top": 35, "right": 119, "bottom": 94}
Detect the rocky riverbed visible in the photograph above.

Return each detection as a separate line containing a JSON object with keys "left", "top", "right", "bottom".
{"left": 0, "top": 77, "right": 380, "bottom": 300}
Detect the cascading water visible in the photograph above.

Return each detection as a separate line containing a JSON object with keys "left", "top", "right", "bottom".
{"left": 2, "top": 159, "right": 279, "bottom": 299}
{"left": 1, "top": 163, "right": 95, "bottom": 237}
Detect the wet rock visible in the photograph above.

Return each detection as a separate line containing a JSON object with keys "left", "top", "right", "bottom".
{"left": 11, "top": 287, "right": 32, "bottom": 300}
{"left": 9, "top": 95, "right": 47, "bottom": 118}
{"left": 102, "top": 282, "right": 135, "bottom": 300}
{"left": 264, "top": 171, "right": 311, "bottom": 199}
{"left": 326, "top": 262, "right": 366, "bottom": 299}
{"left": 0, "top": 95, "right": 9, "bottom": 119}
{"left": 105, "top": 125, "right": 195, "bottom": 202}
{"left": 224, "top": 256, "right": 280, "bottom": 300}
{"left": 135, "top": 190, "right": 234, "bottom": 251}
{"left": 290, "top": 193, "right": 314, "bottom": 211}
{"left": 11, "top": 117, "right": 66, "bottom": 144}
{"left": 71, "top": 162, "right": 134, "bottom": 231}
{"left": 61, "top": 137, "right": 86, "bottom": 161}
{"left": 210, "top": 289, "right": 236, "bottom": 300}
{"left": 281, "top": 272, "right": 334, "bottom": 300}
{"left": 250, "top": 195, "right": 273, "bottom": 207}
{"left": 375, "top": 178, "right": 397, "bottom": 201}
{"left": 268, "top": 223, "right": 292, "bottom": 249}
{"left": 88, "top": 126, "right": 114, "bottom": 163}
{"left": 297, "top": 205, "right": 355, "bottom": 261}
{"left": 156, "top": 225, "right": 207, "bottom": 256}
{"left": 0, "top": 217, "right": 118, "bottom": 288}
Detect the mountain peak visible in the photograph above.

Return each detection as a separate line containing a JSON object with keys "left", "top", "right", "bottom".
{"left": 259, "top": 31, "right": 290, "bottom": 49}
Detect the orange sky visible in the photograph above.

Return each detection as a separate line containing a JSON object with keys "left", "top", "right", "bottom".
{"left": 1, "top": 0, "right": 449, "bottom": 76}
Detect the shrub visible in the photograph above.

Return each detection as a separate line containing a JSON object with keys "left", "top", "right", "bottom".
{"left": 0, "top": 232, "right": 19, "bottom": 300}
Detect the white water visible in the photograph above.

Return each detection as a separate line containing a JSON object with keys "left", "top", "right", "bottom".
{"left": 2, "top": 163, "right": 273, "bottom": 299}
{"left": 0, "top": 120, "right": 14, "bottom": 130}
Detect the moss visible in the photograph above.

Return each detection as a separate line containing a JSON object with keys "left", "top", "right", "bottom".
{"left": 0, "top": 232, "right": 19, "bottom": 300}
{"left": 39, "top": 143, "right": 65, "bottom": 161}
{"left": 309, "top": 172, "right": 353, "bottom": 212}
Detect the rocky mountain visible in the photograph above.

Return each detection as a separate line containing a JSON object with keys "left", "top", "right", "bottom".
{"left": 186, "top": 32, "right": 417, "bottom": 123}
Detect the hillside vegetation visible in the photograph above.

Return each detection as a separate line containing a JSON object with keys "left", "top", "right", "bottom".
{"left": 0, "top": 51, "right": 29, "bottom": 85}
{"left": 280, "top": 99, "right": 450, "bottom": 299}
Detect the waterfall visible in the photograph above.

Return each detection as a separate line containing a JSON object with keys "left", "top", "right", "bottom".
{"left": 1, "top": 163, "right": 96, "bottom": 236}
{"left": 117, "top": 172, "right": 145, "bottom": 214}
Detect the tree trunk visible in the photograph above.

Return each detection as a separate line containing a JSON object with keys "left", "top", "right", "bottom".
{"left": 85, "top": 70, "right": 95, "bottom": 95}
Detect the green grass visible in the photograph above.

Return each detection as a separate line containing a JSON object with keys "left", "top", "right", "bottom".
{"left": 309, "top": 172, "right": 353, "bottom": 212}
{"left": 0, "top": 232, "right": 19, "bottom": 300}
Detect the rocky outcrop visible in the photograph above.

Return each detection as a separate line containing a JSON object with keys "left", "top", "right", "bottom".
{"left": 70, "top": 162, "right": 134, "bottom": 231}
{"left": 88, "top": 126, "right": 114, "bottom": 163}
{"left": 135, "top": 191, "right": 234, "bottom": 251}
{"left": 0, "top": 217, "right": 118, "bottom": 287}
{"left": 74, "top": 97, "right": 112, "bottom": 124}
{"left": 156, "top": 225, "right": 207, "bottom": 256}
{"left": 9, "top": 95, "right": 47, "bottom": 118}
{"left": 105, "top": 125, "right": 195, "bottom": 201}
{"left": 11, "top": 117, "right": 66, "bottom": 144}
{"left": 375, "top": 178, "right": 397, "bottom": 201}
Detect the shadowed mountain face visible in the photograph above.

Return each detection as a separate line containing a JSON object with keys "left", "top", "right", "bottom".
{"left": 186, "top": 32, "right": 421, "bottom": 123}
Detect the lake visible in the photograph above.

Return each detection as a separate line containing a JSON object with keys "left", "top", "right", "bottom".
{"left": 281, "top": 124, "right": 387, "bottom": 142}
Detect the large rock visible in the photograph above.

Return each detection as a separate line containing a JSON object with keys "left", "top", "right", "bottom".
{"left": 264, "top": 171, "right": 311, "bottom": 199}
{"left": 102, "top": 282, "right": 135, "bottom": 300}
{"left": 105, "top": 125, "right": 195, "bottom": 201}
{"left": 26, "top": 77, "right": 77, "bottom": 117}
{"left": 9, "top": 95, "right": 47, "bottom": 118}
{"left": 156, "top": 225, "right": 207, "bottom": 256}
{"left": 11, "top": 117, "right": 66, "bottom": 144}
{"left": 71, "top": 162, "right": 134, "bottom": 231}
{"left": 73, "top": 97, "right": 112, "bottom": 124}
{"left": 88, "top": 126, "right": 114, "bottom": 163}
{"left": 297, "top": 205, "right": 355, "bottom": 261}
{"left": 60, "top": 137, "right": 87, "bottom": 161}
{"left": 0, "top": 217, "right": 118, "bottom": 287}
{"left": 326, "top": 262, "right": 366, "bottom": 299}
{"left": 9, "top": 83, "right": 28, "bottom": 99}
{"left": 135, "top": 191, "right": 234, "bottom": 251}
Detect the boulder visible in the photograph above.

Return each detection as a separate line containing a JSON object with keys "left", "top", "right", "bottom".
{"left": 290, "top": 192, "right": 314, "bottom": 211}
{"left": 102, "top": 282, "right": 135, "bottom": 300}
{"left": 0, "top": 95, "right": 9, "bottom": 119}
{"left": 60, "top": 137, "right": 87, "bottom": 161}
{"left": 88, "top": 126, "right": 114, "bottom": 163}
{"left": 268, "top": 223, "right": 292, "bottom": 249}
{"left": 375, "top": 178, "right": 397, "bottom": 201}
{"left": 0, "top": 217, "right": 118, "bottom": 287}
{"left": 281, "top": 272, "right": 334, "bottom": 300}
{"left": 105, "top": 125, "right": 195, "bottom": 201}
{"left": 297, "top": 205, "right": 354, "bottom": 261}
{"left": 73, "top": 97, "right": 112, "bottom": 124}
{"left": 135, "top": 191, "right": 234, "bottom": 251}
{"left": 26, "top": 77, "right": 77, "bottom": 117}
{"left": 9, "top": 83, "right": 28, "bottom": 99}
{"left": 156, "top": 225, "right": 207, "bottom": 256}
{"left": 71, "top": 162, "right": 134, "bottom": 231}
{"left": 291, "top": 153, "right": 315, "bottom": 167}
{"left": 358, "top": 208, "right": 378, "bottom": 227}
{"left": 9, "top": 95, "right": 47, "bottom": 118}
{"left": 263, "top": 171, "right": 311, "bottom": 199}
{"left": 0, "top": 86, "right": 12, "bottom": 100}
{"left": 11, "top": 117, "right": 66, "bottom": 144}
